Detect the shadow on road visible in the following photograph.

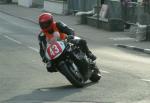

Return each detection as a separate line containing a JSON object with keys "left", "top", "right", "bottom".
{"left": 2, "top": 82, "right": 97, "bottom": 103}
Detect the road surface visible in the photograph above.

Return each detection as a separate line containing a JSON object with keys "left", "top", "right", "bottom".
{"left": 0, "top": 12, "right": 150, "bottom": 103}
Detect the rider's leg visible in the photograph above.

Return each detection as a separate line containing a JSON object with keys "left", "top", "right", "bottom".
{"left": 69, "top": 39, "right": 96, "bottom": 61}
{"left": 78, "top": 39, "right": 96, "bottom": 61}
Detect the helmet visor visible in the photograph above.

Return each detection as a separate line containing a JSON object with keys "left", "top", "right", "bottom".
{"left": 39, "top": 20, "right": 52, "bottom": 29}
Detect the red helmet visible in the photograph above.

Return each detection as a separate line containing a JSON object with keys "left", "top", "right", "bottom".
{"left": 39, "top": 13, "right": 54, "bottom": 30}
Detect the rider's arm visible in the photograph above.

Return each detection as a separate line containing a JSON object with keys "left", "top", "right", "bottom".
{"left": 56, "top": 22, "right": 75, "bottom": 36}
{"left": 38, "top": 32, "right": 47, "bottom": 60}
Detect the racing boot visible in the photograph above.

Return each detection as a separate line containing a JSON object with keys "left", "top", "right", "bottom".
{"left": 86, "top": 51, "right": 97, "bottom": 61}
{"left": 91, "top": 62, "right": 101, "bottom": 75}
{"left": 93, "top": 65, "right": 101, "bottom": 76}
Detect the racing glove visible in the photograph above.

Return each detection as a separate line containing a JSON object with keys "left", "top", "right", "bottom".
{"left": 67, "top": 35, "right": 74, "bottom": 41}
{"left": 42, "top": 56, "right": 48, "bottom": 63}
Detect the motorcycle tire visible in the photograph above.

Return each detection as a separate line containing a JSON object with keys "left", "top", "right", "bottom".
{"left": 59, "top": 61, "right": 85, "bottom": 88}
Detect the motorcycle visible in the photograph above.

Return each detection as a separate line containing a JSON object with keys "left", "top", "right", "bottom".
{"left": 45, "top": 36, "right": 101, "bottom": 87}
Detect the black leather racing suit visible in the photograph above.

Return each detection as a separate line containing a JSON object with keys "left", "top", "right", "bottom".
{"left": 38, "top": 21, "right": 92, "bottom": 64}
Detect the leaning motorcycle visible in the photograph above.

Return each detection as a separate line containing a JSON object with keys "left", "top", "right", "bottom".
{"left": 45, "top": 36, "right": 101, "bottom": 87}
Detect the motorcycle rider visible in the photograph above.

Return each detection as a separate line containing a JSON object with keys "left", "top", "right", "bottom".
{"left": 38, "top": 13, "right": 97, "bottom": 72}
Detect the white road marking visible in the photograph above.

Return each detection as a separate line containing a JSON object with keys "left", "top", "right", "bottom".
{"left": 28, "top": 46, "right": 39, "bottom": 52}
{"left": 128, "top": 45, "right": 136, "bottom": 48}
{"left": 101, "top": 70, "right": 110, "bottom": 74}
{"left": 109, "top": 37, "right": 135, "bottom": 41}
{"left": 144, "top": 49, "right": 150, "bottom": 51}
{"left": 3, "top": 35, "right": 39, "bottom": 52}
{"left": 141, "top": 79, "right": 150, "bottom": 82}
{"left": 3, "top": 35, "right": 22, "bottom": 44}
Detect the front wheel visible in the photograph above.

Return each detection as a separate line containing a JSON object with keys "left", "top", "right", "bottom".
{"left": 58, "top": 61, "right": 85, "bottom": 88}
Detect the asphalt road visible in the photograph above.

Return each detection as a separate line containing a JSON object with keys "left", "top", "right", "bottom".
{"left": 0, "top": 12, "right": 150, "bottom": 103}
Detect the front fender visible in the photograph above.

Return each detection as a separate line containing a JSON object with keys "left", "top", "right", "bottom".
{"left": 57, "top": 61, "right": 68, "bottom": 75}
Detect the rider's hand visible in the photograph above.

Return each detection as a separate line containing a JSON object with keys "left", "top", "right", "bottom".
{"left": 46, "top": 61, "right": 52, "bottom": 68}
{"left": 42, "top": 56, "right": 48, "bottom": 63}
{"left": 67, "top": 35, "right": 74, "bottom": 41}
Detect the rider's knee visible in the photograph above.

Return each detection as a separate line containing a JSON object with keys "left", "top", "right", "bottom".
{"left": 79, "top": 39, "right": 87, "bottom": 46}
